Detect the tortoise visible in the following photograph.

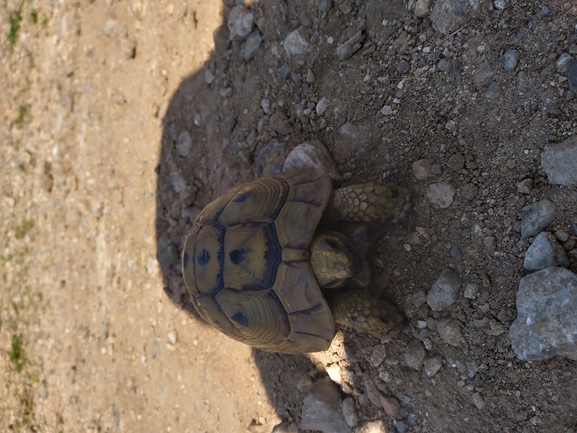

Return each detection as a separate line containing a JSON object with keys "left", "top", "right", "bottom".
{"left": 182, "top": 169, "right": 410, "bottom": 354}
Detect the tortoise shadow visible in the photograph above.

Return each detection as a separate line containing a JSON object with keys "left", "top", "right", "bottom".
{"left": 154, "top": 0, "right": 323, "bottom": 424}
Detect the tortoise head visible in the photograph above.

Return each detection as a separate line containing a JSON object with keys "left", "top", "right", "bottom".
{"left": 309, "top": 231, "right": 363, "bottom": 289}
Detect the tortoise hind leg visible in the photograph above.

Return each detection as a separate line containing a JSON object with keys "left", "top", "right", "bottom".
{"left": 329, "top": 290, "right": 406, "bottom": 338}
{"left": 325, "top": 183, "right": 411, "bottom": 225}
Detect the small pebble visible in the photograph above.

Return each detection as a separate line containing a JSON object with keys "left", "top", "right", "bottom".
{"left": 404, "top": 340, "right": 426, "bottom": 371}
{"left": 463, "top": 283, "right": 479, "bottom": 299}
{"left": 436, "top": 318, "right": 463, "bottom": 347}
{"left": 424, "top": 356, "right": 443, "bottom": 377}
{"left": 283, "top": 29, "right": 310, "bottom": 55}
{"left": 486, "top": 81, "right": 500, "bottom": 98}
{"left": 342, "top": 398, "right": 359, "bottom": 427}
{"left": 379, "top": 395, "right": 401, "bottom": 418}
{"left": 472, "top": 393, "right": 486, "bottom": 409}
{"left": 167, "top": 330, "right": 178, "bottom": 345}
{"left": 412, "top": 159, "right": 432, "bottom": 180}
{"left": 370, "top": 345, "right": 387, "bottom": 367}
{"left": 397, "top": 60, "right": 410, "bottom": 74}
{"left": 269, "top": 111, "right": 293, "bottom": 135}
{"left": 396, "top": 420, "right": 409, "bottom": 433}
{"left": 426, "top": 181, "right": 456, "bottom": 208}
{"left": 500, "top": 49, "right": 520, "bottom": 70}
{"left": 316, "top": 97, "right": 329, "bottom": 115}
{"left": 521, "top": 199, "right": 557, "bottom": 238}
{"left": 516, "top": 178, "right": 533, "bottom": 194}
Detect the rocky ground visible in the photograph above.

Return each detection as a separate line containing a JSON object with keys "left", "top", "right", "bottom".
{"left": 2, "top": 0, "right": 577, "bottom": 432}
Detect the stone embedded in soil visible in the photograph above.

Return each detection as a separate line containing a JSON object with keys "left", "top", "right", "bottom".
{"left": 227, "top": 5, "right": 254, "bottom": 40}
{"left": 414, "top": 0, "right": 433, "bottom": 17}
{"left": 364, "top": 377, "right": 382, "bottom": 408}
{"left": 369, "top": 345, "right": 387, "bottom": 367}
{"left": 283, "top": 29, "right": 310, "bottom": 56}
{"left": 176, "top": 130, "right": 191, "bottom": 157}
{"left": 424, "top": 356, "right": 443, "bottom": 377}
{"left": 397, "top": 60, "right": 410, "bottom": 74}
{"left": 427, "top": 268, "right": 463, "bottom": 311}
{"left": 430, "top": 0, "right": 485, "bottom": 34}
{"left": 283, "top": 140, "right": 342, "bottom": 186}
{"left": 509, "top": 267, "right": 577, "bottom": 361}
{"left": 272, "top": 421, "right": 299, "bottom": 433}
{"left": 436, "top": 318, "right": 463, "bottom": 347}
{"left": 472, "top": 393, "right": 486, "bottom": 410}
{"left": 269, "top": 111, "right": 293, "bottom": 135}
{"left": 316, "top": 97, "right": 329, "bottom": 115}
{"left": 520, "top": 199, "right": 557, "bottom": 238}
{"left": 404, "top": 339, "right": 426, "bottom": 370}
{"left": 524, "top": 232, "right": 570, "bottom": 270}
{"left": 486, "top": 81, "right": 500, "bottom": 98}
{"left": 297, "top": 374, "right": 313, "bottom": 393}
{"left": 336, "top": 31, "right": 365, "bottom": 60}
{"left": 516, "top": 178, "right": 533, "bottom": 194}
{"left": 301, "top": 377, "right": 350, "bottom": 433}
{"left": 463, "top": 282, "right": 479, "bottom": 299}
{"left": 241, "top": 31, "right": 263, "bottom": 61}
{"left": 426, "top": 181, "right": 456, "bottom": 208}
{"left": 473, "top": 61, "right": 494, "bottom": 89}
{"left": 379, "top": 395, "right": 401, "bottom": 418}
{"left": 541, "top": 136, "right": 577, "bottom": 186}
{"left": 253, "top": 139, "right": 286, "bottom": 177}
{"left": 396, "top": 420, "right": 409, "bottom": 433}
{"left": 413, "top": 159, "right": 432, "bottom": 179}
{"left": 342, "top": 398, "right": 359, "bottom": 427}
{"left": 556, "top": 53, "right": 574, "bottom": 73}
{"left": 568, "top": 60, "right": 577, "bottom": 94}
{"left": 325, "top": 364, "right": 342, "bottom": 384}
{"left": 446, "top": 153, "right": 465, "bottom": 171}
{"left": 500, "top": 49, "right": 520, "bottom": 70}
{"left": 156, "top": 234, "right": 178, "bottom": 273}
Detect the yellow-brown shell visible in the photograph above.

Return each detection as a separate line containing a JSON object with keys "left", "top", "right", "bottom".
{"left": 182, "top": 169, "right": 335, "bottom": 353}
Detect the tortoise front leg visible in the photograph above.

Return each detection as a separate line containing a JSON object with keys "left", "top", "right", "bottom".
{"left": 325, "top": 183, "right": 411, "bottom": 225}
{"left": 328, "top": 290, "right": 406, "bottom": 338}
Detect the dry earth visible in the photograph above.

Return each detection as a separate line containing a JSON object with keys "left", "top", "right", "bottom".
{"left": 1, "top": 0, "right": 577, "bottom": 433}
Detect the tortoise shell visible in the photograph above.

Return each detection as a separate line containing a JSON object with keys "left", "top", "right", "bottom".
{"left": 182, "top": 169, "right": 336, "bottom": 353}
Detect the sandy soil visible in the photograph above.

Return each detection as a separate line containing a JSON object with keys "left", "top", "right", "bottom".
{"left": 1, "top": 0, "right": 576, "bottom": 432}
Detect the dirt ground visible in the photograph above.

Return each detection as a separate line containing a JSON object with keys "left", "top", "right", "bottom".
{"left": 1, "top": 0, "right": 577, "bottom": 432}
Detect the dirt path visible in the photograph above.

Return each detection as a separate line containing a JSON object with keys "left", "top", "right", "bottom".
{"left": 1, "top": 1, "right": 280, "bottom": 432}
{"left": 2, "top": 0, "right": 577, "bottom": 432}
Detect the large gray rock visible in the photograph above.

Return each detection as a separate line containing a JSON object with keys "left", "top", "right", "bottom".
{"left": 427, "top": 268, "right": 463, "bottom": 311}
{"left": 301, "top": 378, "right": 350, "bottom": 433}
{"left": 524, "top": 232, "right": 570, "bottom": 270}
{"left": 541, "top": 136, "right": 577, "bottom": 186}
{"left": 430, "top": 0, "right": 486, "bottom": 35}
{"left": 509, "top": 267, "right": 577, "bottom": 361}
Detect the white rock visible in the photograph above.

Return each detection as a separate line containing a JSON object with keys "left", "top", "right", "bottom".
{"left": 283, "top": 141, "right": 342, "bottom": 186}
{"left": 283, "top": 29, "right": 310, "bottom": 56}
{"left": 227, "top": 5, "right": 253, "bottom": 40}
